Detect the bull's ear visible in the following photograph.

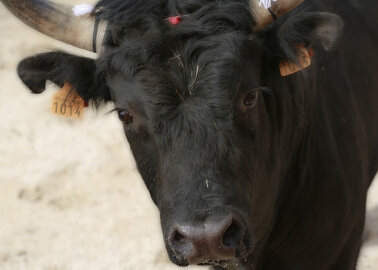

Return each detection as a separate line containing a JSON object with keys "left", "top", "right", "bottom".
{"left": 265, "top": 12, "right": 344, "bottom": 61}
{"left": 17, "top": 52, "right": 111, "bottom": 104}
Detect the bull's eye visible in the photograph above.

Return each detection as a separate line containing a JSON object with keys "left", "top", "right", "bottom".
{"left": 118, "top": 110, "right": 134, "bottom": 125}
{"left": 244, "top": 90, "right": 259, "bottom": 109}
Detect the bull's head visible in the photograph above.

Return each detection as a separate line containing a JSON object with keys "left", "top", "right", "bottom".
{"left": 2, "top": 0, "right": 344, "bottom": 267}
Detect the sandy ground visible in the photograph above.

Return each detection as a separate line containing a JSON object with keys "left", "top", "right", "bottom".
{"left": 0, "top": 1, "right": 377, "bottom": 270}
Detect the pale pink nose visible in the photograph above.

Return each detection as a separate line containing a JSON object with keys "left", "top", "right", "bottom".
{"left": 168, "top": 214, "right": 246, "bottom": 264}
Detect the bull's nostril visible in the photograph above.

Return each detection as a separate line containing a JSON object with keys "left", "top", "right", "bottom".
{"left": 222, "top": 219, "right": 244, "bottom": 248}
{"left": 173, "top": 230, "right": 186, "bottom": 243}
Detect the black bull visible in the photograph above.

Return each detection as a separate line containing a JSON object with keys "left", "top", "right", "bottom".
{"left": 9, "top": 0, "right": 378, "bottom": 269}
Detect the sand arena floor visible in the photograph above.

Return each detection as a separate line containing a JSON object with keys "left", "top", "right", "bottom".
{"left": 0, "top": 1, "right": 377, "bottom": 269}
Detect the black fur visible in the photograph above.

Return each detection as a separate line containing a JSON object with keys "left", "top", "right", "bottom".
{"left": 16, "top": 0, "right": 378, "bottom": 269}
{"left": 17, "top": 51, "right": 110, "bottom": 106}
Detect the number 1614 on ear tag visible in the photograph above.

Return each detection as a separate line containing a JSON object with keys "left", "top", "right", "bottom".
{"left": 51, "top": 83, "right": 85, "bottom": 119}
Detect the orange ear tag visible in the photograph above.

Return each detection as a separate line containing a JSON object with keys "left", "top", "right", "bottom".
{"left": 51, "top": 82, "right": 85, "bottom": 119}
{"left": 279, "top": 45, "right": 312, "bottom": 77}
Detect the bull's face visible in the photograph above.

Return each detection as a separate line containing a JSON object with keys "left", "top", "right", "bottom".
{"left": 99, "top": 10, "right": 342, "bottom": 267}
{"left": 9, "top": 0, "right": 343, "bottom": 267}
{"left": 105, "top": 34, "right": 270, "bottom": 266}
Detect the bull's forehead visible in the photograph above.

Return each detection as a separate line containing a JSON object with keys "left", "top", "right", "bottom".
{"left": 104, "top": 39, "right": 252, "bottom": 161}
{"left": 109, "top": 57, "right": 236, "bottom": 123}
{"left": 106, "top": 32, "right": 251, "bottom": 115}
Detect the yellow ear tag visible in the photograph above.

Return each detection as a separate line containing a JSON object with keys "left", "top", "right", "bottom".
{"left": 279, "top": 45, "right": 312, "bottom": 77}
{"left": 51, "top": 82, "right": 85, "bottom": 119}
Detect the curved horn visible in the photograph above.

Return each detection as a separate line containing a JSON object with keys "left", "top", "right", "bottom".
{"left": 250, "top": 0, "right": 304, "bottom": 30}
{"left": 0, "top": 0, "right": 106, "bottom": 52}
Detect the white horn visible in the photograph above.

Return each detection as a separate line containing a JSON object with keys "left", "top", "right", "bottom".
{"left": 0, "top": 0, "right": 107, "bottom": 52}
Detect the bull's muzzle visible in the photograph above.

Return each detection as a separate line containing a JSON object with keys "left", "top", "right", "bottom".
{"left": 167, "top": 213, "right": 251, "bottom": 266}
